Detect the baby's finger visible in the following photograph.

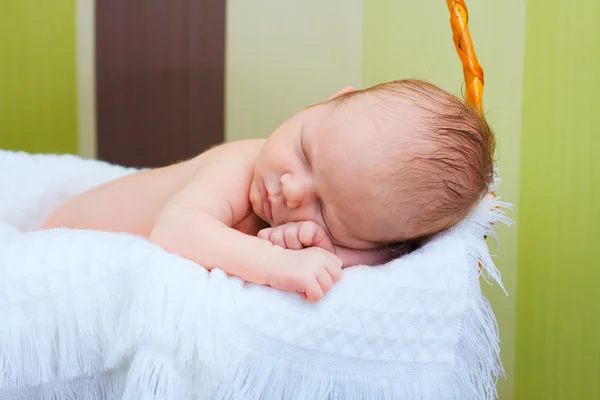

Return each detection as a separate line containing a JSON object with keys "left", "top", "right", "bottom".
{"left": 297, "top": 221, "right": 318, "bottom": 247}
{"left": 269, "top": 228, "right": 286, "bottom": 248}
{"left": 257, "top": 228, "right": 272, "bottom": 240}
{"left": 316, "top": 268, "right": 334, "bottom": 294}
{"left": 320, "top": 248, "right": 343, "bottom": 266}
{"left": 303, "top": 277, "right": 323, "bottom": 303}
{"left": 284, "top": 225, "right": 303, "bottom": 249}
{"left": 299, "top": 222, "right": 335, "bottom": 253}
{"left": 324, "top": 261, "right": 343, "bottom": 283}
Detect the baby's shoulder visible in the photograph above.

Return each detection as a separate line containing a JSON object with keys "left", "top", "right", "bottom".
{"left": 199, "top": 139, "right": 265, "bottom": 166}
{"left": 214, "top": 138, "right": 265, "bottom": 154}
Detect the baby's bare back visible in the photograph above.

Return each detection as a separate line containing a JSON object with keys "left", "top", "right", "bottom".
{"left": 40, "top": 140, "right": 266, "bottom": 236}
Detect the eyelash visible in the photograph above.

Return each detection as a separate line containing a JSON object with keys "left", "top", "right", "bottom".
{"left": 317, "top": 198, "right": 326, "bottom": 223}
{"left": 300, "top": 132, "right": 311, "bottom": 167}
{"left": 300, "top": 130, "right": 324, "bottom": 223}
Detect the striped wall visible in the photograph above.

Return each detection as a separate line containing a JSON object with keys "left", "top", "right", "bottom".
{"left": 2, "top": 2, "right": 599, "bottom": 399}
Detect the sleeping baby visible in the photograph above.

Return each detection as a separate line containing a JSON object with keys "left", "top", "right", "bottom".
{"left": 40, "top": 79, "right": 495, "bottom": 302}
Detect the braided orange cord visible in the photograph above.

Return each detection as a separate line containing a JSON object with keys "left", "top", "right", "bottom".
{"left": 446, "top": 0, "right": 484, "bottom": 112}
{"left": 446, "top": 1, "right": 491, "bottom": 273}
{"left": 446, "top": 1, "right": 497, "bottom": 197}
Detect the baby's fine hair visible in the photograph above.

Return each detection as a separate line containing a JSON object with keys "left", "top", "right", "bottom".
{"left": 332, "top": 79, "right": 495, "bottom": 245}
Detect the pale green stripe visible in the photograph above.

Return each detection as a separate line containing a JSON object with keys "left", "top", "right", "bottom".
{"left": 0, "top": 1, "right": 78, "bottom": 154}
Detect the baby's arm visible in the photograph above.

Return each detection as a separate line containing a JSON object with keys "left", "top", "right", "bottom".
{"left": 150, "top": 145, "right": 342, "bottom": 301}
{"left": 258, "top": 221, "right": 394, "bottom": 268}
{"left": 42, "top": 141, "right": 343, "bottom": 302}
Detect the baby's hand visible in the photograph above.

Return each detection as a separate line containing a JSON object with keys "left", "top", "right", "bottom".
{"left": 258, "top": 221, "right": 393, "bottom": 268}
{"left": 267, "top": 247, "right": 343, "bottom": 303}
{"left": 257, "top": 221, "right": 335, "bottom": 253}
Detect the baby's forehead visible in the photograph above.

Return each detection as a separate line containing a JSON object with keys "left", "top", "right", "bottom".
{"left": 314, "top": 107, "right": 415, "bottom": 187}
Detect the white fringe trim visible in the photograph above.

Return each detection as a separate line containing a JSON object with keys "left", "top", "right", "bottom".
{"left": 0, "top": 194, "right": 513, "bottom": 400}
{"left": 0, "top": 280, "right": 126, "bottom": 392}
{"left": 203, "top": 326, "right": 471, "bottom": 400}
{"left": 121, "top": 344, "right": 190, "bottom": 400}
{"left": 449, "top": 190, "right": 514, "bottom": 400}
{"left": 0, "top": 369, "right": 127, "bottom": 400}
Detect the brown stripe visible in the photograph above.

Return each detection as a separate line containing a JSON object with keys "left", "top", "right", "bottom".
{"left": 95, "top": 0, "right": 226, "bottom": 168}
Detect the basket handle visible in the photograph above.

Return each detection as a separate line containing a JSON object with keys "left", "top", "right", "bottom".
{"left": 446, "top": 0, "right": 484, "bottom": 112}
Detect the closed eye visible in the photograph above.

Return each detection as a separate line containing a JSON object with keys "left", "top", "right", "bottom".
{"left": 317, "top": 199, "right": 335, "bottom": 241}
{"left": 300, "top": 128, "right": 311, "bottom": 167}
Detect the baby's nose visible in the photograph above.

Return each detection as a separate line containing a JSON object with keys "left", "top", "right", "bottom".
{"left": 281, "top": 173, "right": 314, "bottom": 209}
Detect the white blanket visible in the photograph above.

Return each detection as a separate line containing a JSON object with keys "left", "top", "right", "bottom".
{"left": 0, "top": 150, "right": 511, "bottom": 400}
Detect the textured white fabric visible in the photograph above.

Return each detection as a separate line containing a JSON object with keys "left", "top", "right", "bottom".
{"left": 0, "top": 150, "right": 512, "bottom": 400}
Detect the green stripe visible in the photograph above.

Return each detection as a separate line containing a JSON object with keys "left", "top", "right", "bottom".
{"left": 0, "top": 1, "right": 77, "bottom": 154}
{"left": 515, "top": 0, "right": 600, "bottom": 398}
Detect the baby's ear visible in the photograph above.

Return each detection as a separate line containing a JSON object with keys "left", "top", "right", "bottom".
{"left": 328, "top": 86, "right": 356, "bottom": 100}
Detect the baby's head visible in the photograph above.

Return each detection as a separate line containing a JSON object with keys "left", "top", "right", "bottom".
{"left": 250, "top": 79, "right": 495, "bottom": 251}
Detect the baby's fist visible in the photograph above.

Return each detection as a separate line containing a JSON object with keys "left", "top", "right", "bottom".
{"left": 268, "top": 247, "right": 343, "bottom": 302}
{"left": 257, "top": 221, "right": 334, "bottom": 253}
